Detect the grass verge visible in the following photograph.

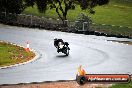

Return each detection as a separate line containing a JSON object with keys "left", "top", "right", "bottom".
{"left": 109, "top": 81, "right": 132, "bottom": 88}
{"left": 91, "top": 24, "right": 132, "bottom": 37}
{"left": 0, "top": 41, "right": 35, "bottom": 67}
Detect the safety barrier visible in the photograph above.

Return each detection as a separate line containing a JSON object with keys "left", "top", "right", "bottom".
{"left": 0, "top": 12, "right": 131, "bottom": 38}
{"left": 0, "top": 12, "right": 66, "bottom": 30}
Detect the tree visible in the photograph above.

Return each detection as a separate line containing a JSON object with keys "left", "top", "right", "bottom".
{"left": 47, "top": 0, "right": 109, "bottom": 26}
{"left": 0, "top": 0, "right": 24, "bottom": 14}
{"left": 24, "top": 0, "right": 109, "bottom": 26}
{"left": 79, "top": 0, "right": 109, "bottom": 13}
{"left": 1, "top": 0, "right": 109, "bottom": 24}
{"left": 24, "top": 0, "right": 35, "bottom": 7}
{"left": 48, "top": 0, "right": 75, "bottom": 25}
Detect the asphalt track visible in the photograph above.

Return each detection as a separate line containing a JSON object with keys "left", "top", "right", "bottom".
{"left": 0, "top": 24, "right": 132, "bottom": 84}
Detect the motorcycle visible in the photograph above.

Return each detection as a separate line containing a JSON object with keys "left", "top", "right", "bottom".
{"left": 58, "top": 42, "right": 70, "bottom": 56}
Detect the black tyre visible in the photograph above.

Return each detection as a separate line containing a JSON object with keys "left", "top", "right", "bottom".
{"left": 66, "top": 49, "right": 69, "bottom": 56}
{"left": 76, "top": 75, "right": 87, "bottom": 85}
{"left": 64, "top": 47, "right": 69, "bottom": 56}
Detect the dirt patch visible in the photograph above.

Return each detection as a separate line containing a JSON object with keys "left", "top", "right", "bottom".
{"left": 0, "top": 81, "right": 113, "bottom": 88}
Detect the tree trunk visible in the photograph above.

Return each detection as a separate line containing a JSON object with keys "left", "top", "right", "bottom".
{"left": 63, "top": 12, "right": 68, "bottom": 27}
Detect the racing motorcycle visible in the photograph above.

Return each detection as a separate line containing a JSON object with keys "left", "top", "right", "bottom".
{"left": 57, "top": 42, "right": 70, "bottom": 56}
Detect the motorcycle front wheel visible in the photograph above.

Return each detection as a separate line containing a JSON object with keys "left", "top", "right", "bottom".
{"left": 64, "top": 47, "right": 69, "bottom": 56}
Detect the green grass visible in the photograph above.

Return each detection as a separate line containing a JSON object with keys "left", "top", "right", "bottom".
{"left": 91, "top": 1, "right": 132, "bottom": 27}
{"left": 109, "top": 81, "right": 132, "bottom": 88}
{"left": 0, "top": 41, "right": 35, "bottom": 67}
{"left": 91, "top": 24, "right": 132, "bottom": 37}
{"left": 23, "top": 0, "right": 132, "bottom": 27}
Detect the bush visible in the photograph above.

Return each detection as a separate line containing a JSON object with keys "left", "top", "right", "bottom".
{"left": 73, "top": 13, "right": 92, "bottom": 31}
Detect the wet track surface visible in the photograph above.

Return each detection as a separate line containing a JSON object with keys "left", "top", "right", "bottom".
{"left": 0, "top": 24, "right": 132, "bottom": 84}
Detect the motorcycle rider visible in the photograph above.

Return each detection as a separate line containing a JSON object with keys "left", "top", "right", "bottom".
{"left": 54, "top": 38, "right": 69, "bottom": 53}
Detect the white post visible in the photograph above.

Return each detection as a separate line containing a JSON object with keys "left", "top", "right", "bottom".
{"left": 65, "top": 20, "right": 68, "bottom": 26}
{"left": 75, "top": 21, "right": 79, "bottom": 30}
{"left": 75, "top": 21, "right": 79, "bottom": 24}
{"left": 49, "top": 18, "right": 52, "bottom": 23}
{"left": 3, "top": 12, "right": 6, "bottom": 18}
{"left": 49, "top": 18, "right": 52, "bottom": 20}
{"left": 57, "top": 19, "right": 59, "bottom": 24}
{"left": 83, "top": 22, "right": 84, "bottom": 31}
{"left": 83, "top": 22, "right": 88, "bottom": 31}
{"left": 31, "top": 15, "right": 32, "bottom": 25}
